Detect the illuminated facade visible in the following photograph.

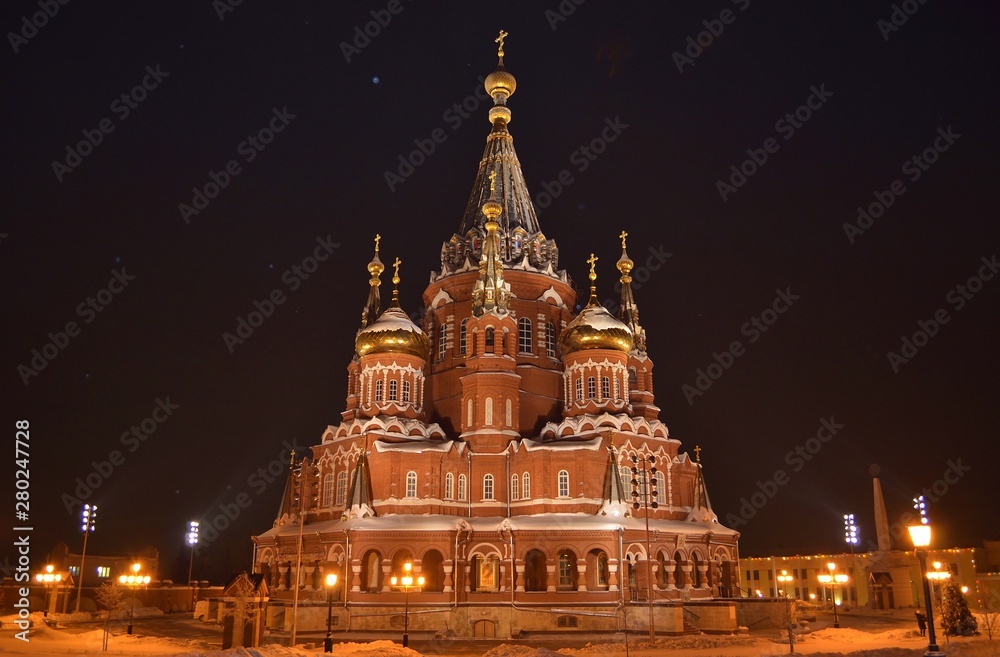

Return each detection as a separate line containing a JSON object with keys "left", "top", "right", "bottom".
{"left": 252, "top": 36, "right": 739, "bottom": 637}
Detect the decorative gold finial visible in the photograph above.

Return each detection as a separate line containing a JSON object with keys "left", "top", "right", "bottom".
{"left": 693, "top": 445, "right": 702, "bottom": 463}
{"left": 619, "top": 230, "right": 628, "bottom": 249}
{"left": 488, "top": 169, "right": 497, "bottom": 194}
{"left": 495, "top": 29, "right": 508, "bottom": 59}
{"left": 374, "top": 233, "right": 381, "bottom": 252}
{"left": 392, "top": 257, "right": 401, "bottom": 285}
{"left": 587, "top": 253, "right": 599, "bottom": 282}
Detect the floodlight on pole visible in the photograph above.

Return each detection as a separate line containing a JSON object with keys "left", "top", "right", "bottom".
{"left": 75, "top": 503, "right": 96, "bottom": 613}
{"left": 187, "top": 521, "right": 199, "bottom": 611}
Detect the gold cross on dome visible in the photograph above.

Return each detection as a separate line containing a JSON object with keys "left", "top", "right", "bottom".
{"left": 693, "top": 445, "right": 702, "bottom": 463}
{"left": 392, "top": 257, "right": 401, "bottom": 283}
{"left": 586, "top": 253, "right": 598, "bottom": 279}
{"left": 496, "top": 29, "right": 508, "bottom": 58}
{"left": 488, "top": 169, "right": 497, "bottom": 193}
{"left": 374, "top": 233, "right": 381, "bottom": 252}
{"left": 619, "top": 230, "right": 628, "bottom": 249}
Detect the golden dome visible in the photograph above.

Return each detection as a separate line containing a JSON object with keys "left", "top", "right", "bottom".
{"left": 355, "top": 306, "right": 430, "bottom": 360}
{"left": 559, "top": 304, "right": 634, "bottom": 355}
{"left": 485, "top": 66, "right": 516, "bottom": 100}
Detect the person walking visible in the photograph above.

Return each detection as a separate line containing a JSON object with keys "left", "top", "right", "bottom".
{"left": 915, "top": 608, "right": 927, "bottom": 636}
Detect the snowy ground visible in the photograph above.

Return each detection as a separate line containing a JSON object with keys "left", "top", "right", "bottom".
{"left": 2, "top": 611, "right": 997, "bottom": 657}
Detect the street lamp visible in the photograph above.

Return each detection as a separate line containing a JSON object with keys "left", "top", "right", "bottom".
{"left": 390, "top": 562, "right": 424, "bottom": 648}
{"left": 186, "top": 521, "right": 199, "bottom": 611}
{"left": 75, "top": 503, "right": 96, "bottom": 613}
{"left": 35, "top": 565, "right": 63, "bottom": 617}
{"left": 630, "top": 453, "right": 658, "bottom": 641}
{"left": 324, "top": 572, "right": 338, "bottom": 653}
{"left": 908, "top": 523, "right": 944, "bottom": 657}
{"left": 777, "top": 570, "right": 794, "bottom": 598}
{"left": 818, "top": 562, "right": 842, "bottom": 628}
{"left": 118, "top": 562, "right": 151, "bottom": 635}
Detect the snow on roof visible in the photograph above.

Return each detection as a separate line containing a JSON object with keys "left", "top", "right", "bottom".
{"left": 373, "top": 440, "right": 457, "bottom": 453}
{"left": 257, "top": 511, "right": 737, "bottom": 539}
{"left": 520, "top": 436, "right": 603, "bottom": 451}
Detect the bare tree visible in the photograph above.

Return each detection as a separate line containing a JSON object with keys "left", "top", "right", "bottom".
{"left": 979, "top": 586, "right": 1000, "bottom": 641}
{"left": 95, "top": 581, "right": 126, "bottom": 651}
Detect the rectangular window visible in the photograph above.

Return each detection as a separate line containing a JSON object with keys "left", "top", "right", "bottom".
{"left": 545, "top": 323, "right": 556, "bottom": 357}
{"left": 518, "top": 318, "right": 532, "bottom": 353}
{"left": 587, "top": 377, "right": 596, "bottom": 398}
{"left": 97, "top": 566, "right": 110, "bottom": 578}
{"left": 458, "top": 475, "right": 467, "bottom": 501}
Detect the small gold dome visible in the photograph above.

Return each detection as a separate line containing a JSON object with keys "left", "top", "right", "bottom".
{"left": 355, "top": 307, "right": 430, "bottom": 359}
{"left": 367, "top": 252, "right": 384, "bottom": 278}
{"left": 559, "top": 304, "right": 634, "bottom": 355}
{"left": 485, "top": 66, "right": 516, "bottom": 99}
{"left": 616, "top": 251, "right": 634, "bottom": 276}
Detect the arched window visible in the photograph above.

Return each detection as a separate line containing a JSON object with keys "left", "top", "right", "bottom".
{"left": 587, "top": 376, "right": 596, "bottom": 398}
{"left": 467, "top": 398, "right": 473, "bottom": 425}
{"left": 438, "top": 325, "right": 447, "bottom": 361}
{"left": 601, "top": 377, "right": 610, "bottom": 398}
{"left": 505, "top": 398, "right": 512, "bottom": 426}
{"left": 655, "top": 471, "right": 666, "bottom": 505}
{"left": 405, "top": 471, "right": 417, "bottom": 498}
{"left": 375, "top": 380, "right": 384, "bottom": 401}
{"left": 444, "top": 473, "right": 454, "bottom": 499}
{"left": 485, "top": 326, "right": 495, "bottom": 347}
{"left": 388, "top": 379, "right": 398, "bottom": 401}
{"left": 613, "top": 376, "right": 620, "bottom": 399}
{"left": 336, "top": 471, "right": 348, "bottom": 505}
{"left": 458, "top": 474, "right": 467, "bottom": 501}
{"left": 545, "top": 322, "right": 556, "bottom": 357}
{"left": 511, "top": 474, "right": 519, "bottom": 501}
{"left": 402, "top": 380, "right": 411, "bottom": 403}
{"left": 558, "top": 551, "right": 577, "bottom": 588}
{"left": 459, "top": 318, "right": 468, "bottom": 355}
{"left": 485, "top": 397, "right": 493, "bottom": 425}
{"left": 575, "top": 378, "right": 583, "bottom": 401}
{"left": 518, "top": 317, "right": 532, "bottom": 353}
{"left": 620, "top": 465, "right": 631, "bottom": 496}
{"left": 558, "top": 469, "right": 570, "bottom": 497}
{"left": 483, "top": 474, "right": 494, "bottom": 500}
{"left": 522, "top": 472, "right": 531, "bottom": 499}
{"left": 629, "top": 367, "right": 637, "bottom": 385}
{"left": 323, "top": 473, "right": 334, "bottom": 507}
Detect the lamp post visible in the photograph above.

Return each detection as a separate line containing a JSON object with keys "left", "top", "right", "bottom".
{"left": 630, "top": 453, "right": 658, "bottom": 641}
{"left": 75, "top": 503, "right": 96, "bottom": 613}
{"left": 324, "top": 572, "right": 338, "bottom": 653}
{"left": 390, "top": 562, "right": 424, "bottom": 647}
{"left": 926, "top": 562, "right": 950, "bottom": 611}
{"left": 35, "top": 565, "right": 63, "bottom": 617}
{"left": 186, "top": 521, "right": 199, "bottom": 611}
{"left": 909, "top": 523, "right": 944, "bottom": 657}
{"left": 119, "top": 562, "right": 150, "bottom": 635}
{"left": 818, "top": 562, "right": 842, "bottom": 628}
{"left": 777, "top": 570, "right": 794, "bottom": 598}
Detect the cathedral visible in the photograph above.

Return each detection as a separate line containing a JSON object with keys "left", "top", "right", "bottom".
{"left": 252, "top": 34, "right": 740, "bottom": 638}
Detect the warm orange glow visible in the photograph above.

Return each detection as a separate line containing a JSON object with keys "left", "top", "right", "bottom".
{"left": 325, "top": 573, "right": 338, "bottom": 588}
{"left": 908, "top": 524, "right": 931, "bottom": 547}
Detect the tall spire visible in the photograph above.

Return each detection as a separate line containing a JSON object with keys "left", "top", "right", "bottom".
{"left": 455, "top": 31, "right": 543, "bottom": 243}
{"left": 344, "top": 452, "right": 375, "bottom": 519}
{"left": 687, "top": 446, "right": 719, "bottom": 523}
{"left": 600, "top": 448, "right": 629, "bottom": 517}
{"left": 472, "top": 170, "right": 510, "bottom": 316}
{"left": 616, "top": 230, "right": 647, "bottom": 353}
{"left": 360, "top": 234, "right": 384, "bottom": 330}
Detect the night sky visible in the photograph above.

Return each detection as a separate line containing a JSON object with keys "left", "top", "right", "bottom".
{"left": 4, "top": 1, "right": 998, "bottom": 583}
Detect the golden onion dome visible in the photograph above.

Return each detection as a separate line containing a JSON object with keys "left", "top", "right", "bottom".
{"left": 355, "top": 306, "right": 430, "bottom": 360}
{"left": 485, "top": 65, "right": 516, "bottom": 100}
{"left": 559, "top": 304, "right": 634, "bottom": 355}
